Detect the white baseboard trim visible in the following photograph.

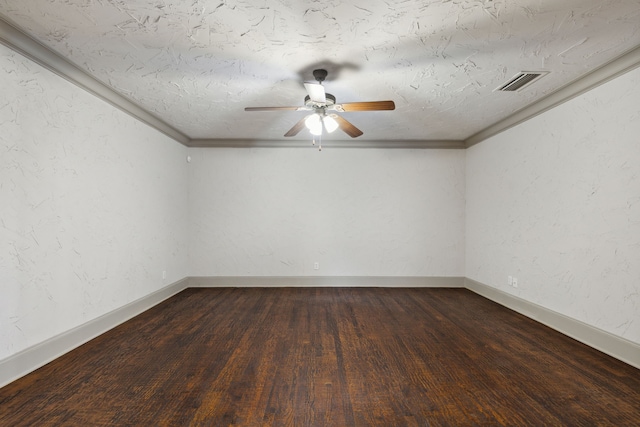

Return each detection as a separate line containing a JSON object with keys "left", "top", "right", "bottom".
{"left": 465, "top": 278, "right": 640, "bottom": 370}
{"left": 188, "top": 276, "right": 465, "bottom": 288}
{"left": 0, "top": 278, "right": 189, "bottom": 389}
{"left": 3, "top": 276, "right": 635, "bottom": 389}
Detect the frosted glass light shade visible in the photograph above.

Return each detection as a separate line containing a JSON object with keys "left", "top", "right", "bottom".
{"left": 323, "top": 115, "right": 338, "bottom": 133}
{"left": 305, "top": 114, "right": 322, "bottom": 135}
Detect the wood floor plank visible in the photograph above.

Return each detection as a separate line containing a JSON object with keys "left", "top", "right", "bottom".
{"left": 1, "top": 287, "right": 639, "bottom": 426}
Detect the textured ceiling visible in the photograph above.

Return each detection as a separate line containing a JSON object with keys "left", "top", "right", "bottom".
{"left": 1, "top": 0, "right": 640, "bottom": 143}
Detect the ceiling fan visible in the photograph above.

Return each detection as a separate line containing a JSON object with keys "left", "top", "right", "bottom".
{"left": 245, "top": 69, "right": 395, "bottom": 139}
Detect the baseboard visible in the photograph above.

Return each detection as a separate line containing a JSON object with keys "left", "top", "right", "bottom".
{"left": 3, "top": 276, "right": 635, "bottom": 389}
{"left": 187, "top": 276, "right": 465, "bottom": 288}
{"left": 465, "top": 278, "right": 640, "bottom": 370}
{"left": 0, "top": 278, "right": 189, "bottom": 389}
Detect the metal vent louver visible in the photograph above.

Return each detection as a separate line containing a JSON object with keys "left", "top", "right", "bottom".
{"left": 496, "top": 72, "right": 549, "bottom": 92}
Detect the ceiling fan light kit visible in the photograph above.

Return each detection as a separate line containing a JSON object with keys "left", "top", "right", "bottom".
{"left": 323, "top": 115, "right": 339, "bottom": 133}
{"left": 305, "top": 114, "right": 323, "bottom": 136}
{"left": 245, "top": 69, "right": 395, "bottom": 149}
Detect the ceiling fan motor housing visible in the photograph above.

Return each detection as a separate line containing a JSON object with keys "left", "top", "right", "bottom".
{"left": 305, "top": 93, "right": 336, "bottom": 106}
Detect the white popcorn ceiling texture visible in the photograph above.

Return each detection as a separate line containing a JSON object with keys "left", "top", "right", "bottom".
{"left": 1, "top": 0, "right": 639, "bottom": 141}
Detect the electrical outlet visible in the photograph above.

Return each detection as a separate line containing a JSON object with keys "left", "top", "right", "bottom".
{"left": 508, "top": 276, "right": 513, "bottom": 286}
{"left": 512, "top": 277, "right": 518, "bottom": 288}
{"left": 314, "top": 262, "right": 319, "bottom": 270}
{"left": 162, "top": 270, "right": 167, "bottom": 280}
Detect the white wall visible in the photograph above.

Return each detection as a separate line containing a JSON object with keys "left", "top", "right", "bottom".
{"left": 0, "top": 44, "right": 189, "bottom": 361}
{"left": 189, "top": 147, "right": 465, "bottom": 277}
{"left": 3, "top": 24, "right": 637, "bottom": 373}
{"left": 466, "top": 67, "right": 640, "bottom": 344}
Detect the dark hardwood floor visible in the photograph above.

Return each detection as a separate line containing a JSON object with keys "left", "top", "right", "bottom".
{"left": 1, "top": 287, "right": 638, "bottom": 426}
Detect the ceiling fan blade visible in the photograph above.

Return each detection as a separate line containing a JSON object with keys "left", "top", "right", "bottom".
{"left": 335, "top": 100, "right": 396, "bottom": 112}
{"left": 331, "top": 114, "right": 363, "bottom": 138}
{"left": 284, "top": 116, "right": 309, "bottom": 137}
{"left": 245, "top": 106, "right": 304, "bottom": 111}
{"left": 304, "top": 82, "right": 326, "bottom": 103}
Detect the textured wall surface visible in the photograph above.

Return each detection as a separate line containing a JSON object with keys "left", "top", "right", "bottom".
{"left": 0, "top": 44, "right": 189, "bottom": 360}
{"left": 466, "top": 66, "right": 640, "bottom": 343}
{"left": 189, "top": 147, "right": 465, "bottom": 277}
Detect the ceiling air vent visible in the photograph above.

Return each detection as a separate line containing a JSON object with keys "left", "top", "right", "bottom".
{"left": 495, "top": 71, "right": 549, "bottom": 92}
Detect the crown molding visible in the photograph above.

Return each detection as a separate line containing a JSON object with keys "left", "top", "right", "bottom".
{"left": 3, "top": 13, "right": 639, "bottom": 150}
{"left": 188, "top": 138, "right": 465, "bottom": 149}
{"left": 0, "top": 15, "right": 190, "bottom": 145}
{"left": 464, "top": 44, "right": 640, "bottom": 147}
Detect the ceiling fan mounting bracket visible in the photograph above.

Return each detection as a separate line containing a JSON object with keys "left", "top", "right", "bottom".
{"left": 313, "top": 69, "right": 328, "bottom": 83}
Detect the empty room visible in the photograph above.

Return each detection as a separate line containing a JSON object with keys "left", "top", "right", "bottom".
{"left": 1, "top": 0, "right": 639, "bottom": 425}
